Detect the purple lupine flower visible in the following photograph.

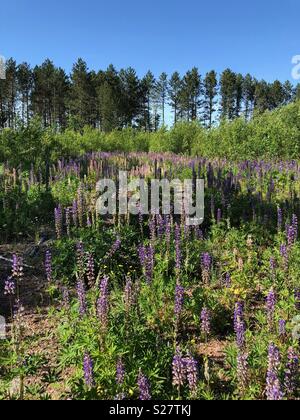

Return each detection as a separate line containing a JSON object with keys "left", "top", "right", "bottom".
{"left": 237, "top": 352, "right": 249, "bottom": 392}
{"left": 279, "top": 319, "right": 286, "bottom": 338}
{"left": 149, "top": 216, "right": 156, "bottom": 244}
{"left": 45, "top": 249, "right": 52, "bottom": 282}
{"left": 287, "top": 225, "right": 295, "bottom": 247}
{"left": 116, "top": 358, "right": 125, "bottom": 386}
{"left": 124, "top": 276, "right": 133, "bottom": 311}
{"left": 174, "top": 283, "right": 184, "bottom": 319}
{"left": 83, "top": 352, "right": 94, "bottom": 388}
{"left": 138, "top": 245, "right": 154, "bottom": 284}
{"left": 294, "top": 288, "right": 300, "bottom": 311}
{"left": 284, "top": 348, "right": 299, "bottom": 397}
{"left": 185, "top": 355, "right": 198, "bottom": 394}
{"left": 157, "top": 214, "right": 164, "bottom": 239}
{"left": 201, "top": 253, "right": 212, "bottom": 285}
{"left": 4, "top": 277, "right": 15, "bottom": 296}
{"left": 54, "top": 205, "right": 63, "bottom": 239}
{"left": 292, "top": 214, "right": 298, "bottom": 241}
{"left": 200, "top": 308, "right": 211, "bottom": 338}
{"left": 174, "top": 223, "right": 182, "bottom": 273}
{"left": 97, "top": 276, "right": 110, "bottom": 329}
{"left": 12, "top": 254, "right": 23, "bottom": 281}
{"left": 137, "top": 371, "right": 151, "bottom": 400}
{"left": 76, "top": 280, "right": 86, "bottom": 317}
{"left": 266, "top": 343, "right": 283, "bottom": 401}
{"left": 145, "top": 245, "right": 154, "bottom": 284}
{"left": 224, "top": 272, "right": 231, "bottom": 288}
{"left": 76, "top": 241, "right": 85, "bottom": 280}
{"left": 280, "top": 244, "right": 289, "bottom": 270}
{"left": 65, "top": 207, "right": 71, "bottom": 237}
{"left": 172, "top": 348, "right": 186, "bottom": 389}
{"left": 234, "top": 302, "right": 245, "bottom": 349}
{"left": 266, "top": 289, "right": 276, "bottom": 329}
{"left": 86, "top": 252, "right": 95, "bottom": 287}
{"left": 104, "top": 237, "right": 121, "bottom": 261}
{"left": 277, "top": 208, "right": 283, "bottom": 232}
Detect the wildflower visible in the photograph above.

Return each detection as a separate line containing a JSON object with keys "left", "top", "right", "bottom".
{"left": 138, "top": 245, "right": 154, "bottom": 284}
{"left": 266, "top": 343, "right": 283, "bottom": 401}
{"left": 200, "top": 308, "right": 211, "bottom": 338}
{"left": 97, "top": 276, "right": 109, "bottom": 329}
{"left": 201, "top": 252, "right": 212, "bottom": 285}
{"left": 12, "top": 254, "right": 23, "bottom": 281}
{"left": 174, "top": 283, "right": 184, "bottom": 319}
{"left": 278, "top": 319, "right": 286, "bottom": 338}
{"left": 172, "top": 348, "right": 186, "bottom": 389}
{"left": 83, "top": 352, "right": 94, "bottom": 388}
{"left": 280, "top": 244, "right": 289, "bottom": 270}
{"left": 54, "top": 205, "right": 63, "bottom": 239}
{"left": 4, "top": 277, "right": 15, "bottom": 296}
{"left": 185, "top": 355, "right": 198, "bottom": 394}
{"left": 76, "top": 241, "right": 85, "bottom": 280}
{"left": 237, "top": 352, "right": 249, "bottom": 392}
{"left": 175, "top": 223, "right": 182, "bottom": 273}
{"left": 224, "top": 272, "right": 231, "bottom": 288}
{"left": 266, "top": 289, "right": 276, "bottom": 329}
{"left": 284, "top": 348, "right": 299, "bottom": 398}
{"left": 65, "top": 207, "right": 71, "bottom": 237}
{"left": 234, "top": 302, "right": 245, "bottom": 349}
{"left": 76, "top": 280, "right": 86, "bottom": 317}
{"left": 86, "top": 252, "right": 95, "bottom": 287}
{"left": 116, "top": 358, "right": 125, "bottom": 386}
{"left": 137, "top": 371, "right": 151, "bottom": 400}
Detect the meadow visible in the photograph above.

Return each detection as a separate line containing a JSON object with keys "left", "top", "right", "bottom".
{"left": 0, "top": 142, "right": 300, "bottom": 400}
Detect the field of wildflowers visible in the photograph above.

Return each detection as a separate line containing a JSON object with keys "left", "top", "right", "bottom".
{"left": 0, "top": 152, "right": 299, "bottom": 400}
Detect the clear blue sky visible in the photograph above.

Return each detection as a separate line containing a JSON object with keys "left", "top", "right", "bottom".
{"left": 0, "top": 0, "right": 299, "bottom": 82}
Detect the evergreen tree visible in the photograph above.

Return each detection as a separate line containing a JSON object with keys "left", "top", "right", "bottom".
{"left": 140, "top": 71, "right": 155, "bottom": 131}
{"left": 119, "top": 67, "right": 141, "bottom": 127}
{"left": 203, "top": 70, "right": 218, "bottom": 127}
{"left": 17, "top": 62, "right": 33, "bottom": 125}
{"left": 220, "top": 69, "right": 236, "bottom": 120}
{"left": 155, "top": 72, "right": 168, "bottom": 126}
{"left": 243, "top": 74, "right": 256, "bottom": 119}
{"left": 168, "top": 72, "right": 182, "bottom": 125}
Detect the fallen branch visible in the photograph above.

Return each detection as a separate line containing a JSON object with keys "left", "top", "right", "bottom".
{"left": 0, "top": 256, "right": 34, "bottom": 269}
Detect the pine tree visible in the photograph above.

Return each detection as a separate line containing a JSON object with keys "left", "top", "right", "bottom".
{"left": 220, "top": 69, "right": 236, "bottom": 120}
{"left": 155, "top": 72, "right": 168, "bottom": 126}
{"left": 17, "top": 62, "right": 33, "bottom": 125}
{"left": 5, "top": 59, "right": 18, "bottom": 128}
{"left": 140, "top": 71, "right": 155, "bottom": 131}
{"left": 235, "top": 73, "right": 244, "bottom": 117}
{"left": 168, "top": 72, "right": 182, "bottom": 125}
{"left": 119, "top": 67, "right": 141, "bottom": 127}
{"left": 203, "top": 70, "right": 218, "bottom": 127}
{"left": 69, "top": 58, "right": 96, "bottom": 129}
{"left": 243, "top": 74, "right": 256, "bottom": 119}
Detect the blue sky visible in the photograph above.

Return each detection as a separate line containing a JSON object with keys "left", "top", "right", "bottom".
{"left": 0, "top": 0, "right": 299, "bottom": 82}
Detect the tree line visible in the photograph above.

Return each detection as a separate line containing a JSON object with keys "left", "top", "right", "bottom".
{"left": 0, "top": 58, "right": 299, "bottom": 132}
